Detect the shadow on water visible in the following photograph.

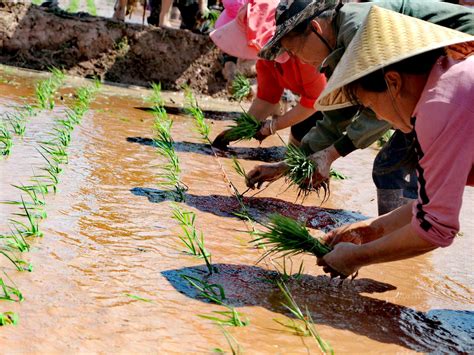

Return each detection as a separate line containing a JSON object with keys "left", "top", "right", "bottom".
{"left": 162, "top": 263, "right": 474, "bottom": 353}
{"left": 134, "top": 106, "right": 242, "bottom": 121}
{"left": 127, "top": 137, "right": 286, "bottom": 163}
{"left": 131, "top": 187, "right": 365, "bottom": 230}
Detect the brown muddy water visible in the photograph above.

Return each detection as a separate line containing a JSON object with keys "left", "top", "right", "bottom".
{"left": 0, "top": 66, "right": 473, "bottom": 353}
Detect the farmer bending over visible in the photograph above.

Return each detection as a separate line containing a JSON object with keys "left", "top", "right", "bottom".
{"left": 312, "top": 7, "right": 473, "bottom": 278}
{"left": 210, "top": 0, "right": 327, "bottom": 149}
{"left": 247, "top": 0, "right": 473, "bottom": 214}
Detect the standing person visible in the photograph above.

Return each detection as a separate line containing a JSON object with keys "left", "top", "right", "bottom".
{"left": 210, "top": 0, "right": 327, "bottom": 149}
{"left": 246, "top": 0, "right": 473, "bottom": 214}
{"left": 310, "top": 7, "right": 473, "bottom": 278}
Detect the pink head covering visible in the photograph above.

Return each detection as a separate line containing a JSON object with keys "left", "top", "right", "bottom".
{"left": 210, "top": 0, "right": 290, "bottom": 63}
{"left": 214, "top": 0, "right": 247, "bottom": 29}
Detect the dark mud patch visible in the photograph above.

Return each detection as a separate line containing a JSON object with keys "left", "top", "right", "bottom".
{"left": 131, "top": 187, "right": 365, "bottom": 231}
{"left": 127, "top": 137, "right": 286, "bottom": 162}
{"left": 0, "top": 3, "right": 226, "bottom": 95}
{"left": 163, "top": 263, "right": 474, "bottom": 353}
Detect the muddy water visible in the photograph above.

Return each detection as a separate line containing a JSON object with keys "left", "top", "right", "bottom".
{"left": 0, "top": 66, "right": 473, "bottom": 353}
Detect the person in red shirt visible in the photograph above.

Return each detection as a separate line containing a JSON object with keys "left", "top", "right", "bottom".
{"left": 210, "top": 0, "right": 326, "bottom": 149}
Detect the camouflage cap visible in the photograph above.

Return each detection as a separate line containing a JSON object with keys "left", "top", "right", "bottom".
{"left": 258, "top": 0, "right": 340, "bottom": 61}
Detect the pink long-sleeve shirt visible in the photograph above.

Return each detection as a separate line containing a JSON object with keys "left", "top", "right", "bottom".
{"left": 411, "top": 55, "right": 474, "bottom": 247}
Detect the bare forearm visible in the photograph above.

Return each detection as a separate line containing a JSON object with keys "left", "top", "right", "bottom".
{"left": 354, "top": 224, "right": 437, "bottom": 267}
{"left": 274, "top": 104, "right": 315, "bottom": 131}
{"left": 248, "top": 98, "right": 279, "bottom": 122}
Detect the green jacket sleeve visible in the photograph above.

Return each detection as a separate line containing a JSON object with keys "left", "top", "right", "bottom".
{"left": 300, "top": 107, "right": 391, "bottom": 156}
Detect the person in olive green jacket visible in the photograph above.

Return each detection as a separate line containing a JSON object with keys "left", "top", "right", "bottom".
{"left": 246, "top": 0, "right": 473, "bottom": 214}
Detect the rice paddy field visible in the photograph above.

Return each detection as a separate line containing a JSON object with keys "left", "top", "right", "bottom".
{"left": 0, "top": 65, "right": 473, "bottom": 353}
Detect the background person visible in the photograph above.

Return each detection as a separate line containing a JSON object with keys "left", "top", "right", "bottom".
{"left": 311, "top": 7, "right": 473, "bottom": 277}
{"left": 210, "top": 0, "right": 327, "bottom": 149}
{"left": 246, "top": 0, "right": 474, "bottom": 214}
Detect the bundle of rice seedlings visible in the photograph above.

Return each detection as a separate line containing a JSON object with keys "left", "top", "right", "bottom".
{"left": 251, "top": 214, "right": 331, "bottom": 260}
{"left": 231, "top": 74, "right": 251, "bottom": 102}
{"left": 284, "top": 144, "right": 330, "bottom": 201}
{"left": 223, "top": 111, "right": 262, "bottom": 142}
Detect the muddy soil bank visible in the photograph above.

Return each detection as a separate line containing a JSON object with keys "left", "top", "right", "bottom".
{"left": 0, "top": 2, "right": 226, "bottom": 95}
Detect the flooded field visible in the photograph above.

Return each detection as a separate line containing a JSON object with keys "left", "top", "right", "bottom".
{"left": 0, "top": 66, "right": 473, "bottom": 353}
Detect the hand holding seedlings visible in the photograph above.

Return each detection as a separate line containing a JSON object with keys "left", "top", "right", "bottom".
{"left": 306, "top": 146, "right": 340, "bottom": 188}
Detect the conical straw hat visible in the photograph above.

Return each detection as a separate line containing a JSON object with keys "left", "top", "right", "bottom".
{"left": 315, "top": 5, "right": 474, "bottom": 111}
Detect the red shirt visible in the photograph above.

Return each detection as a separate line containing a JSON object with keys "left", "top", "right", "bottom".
{"left": 256, "top": 57, "right": 327, "bottom": 109}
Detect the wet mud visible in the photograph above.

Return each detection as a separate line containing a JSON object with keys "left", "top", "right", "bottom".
{"left": 0, "top": 2, "right": 226, "bottom": 95}
{"left": 0, "top": 66, "right": 473, "bottom": 353}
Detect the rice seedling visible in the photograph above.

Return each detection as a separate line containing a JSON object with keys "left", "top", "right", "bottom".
{"left": 124, "top": 293, "right": 154, "bottom": 303}
{"left": 86, "top": 0, "right": 97, "bottom": 16}
{"left": 184, "top": 89, "right": 211, "bottom": 142}
{"left": 273, "top": 257, "right": 305, "bottom": 283}
{"left": 3, "top": 226, "right": 30, "bottom": 252}
{"left": 199, "top": 306, "right": 249, "bottom": 327}
{"left": 223, "top": 111, "right": 262, "bottom": 142}
{"left": 284, "top": 144, "right": 330, "bottom": 201}
{"left": 0, "top": 250, "right": 31, "bottom": 272}
{"left": 7, "top": 112, "right": 26, "bottom": 136}
{"left": 0, "top": 312, "right": 18, "bottom": 326}
{"left": 251, "top": 214, "right": 331, "bottom": 261}
{"left": 276, "top": 282, "right": 333, "bottom": 354}
{"left": 231, "top": 74, "right": 251, "bottom": 102}
{"left": 39, "top": 143, "right": 69, "bottom": 165}
{"left": 329, "top": 168, "right": 347, "bottom": 180}
{"left": 0, "top": 274, "right": 24, "bottom": 302}
{"left": 172, "top": 206, "right": 209, "bottom": 257}
{"left": 0, "top": 121, "right": 13, "bottom": 156}
{"left": 215, "top": 325, "right": 243, "bottom": 355}
{"left": 9, "top": 198, "right": 43, "bottom": 238}
{"left": 147, "top": 82, "right": 165, "bottom": 108}
{"left": 180, "top": 275, "right": 226, "bottom": 305}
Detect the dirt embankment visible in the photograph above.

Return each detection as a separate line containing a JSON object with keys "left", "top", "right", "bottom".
{"left": 0, "top": 2, "right": 226, "bottom": 95}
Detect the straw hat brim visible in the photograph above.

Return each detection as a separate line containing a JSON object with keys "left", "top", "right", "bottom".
{"left": 315, "top": 6, "right": 474, "bottom": 111}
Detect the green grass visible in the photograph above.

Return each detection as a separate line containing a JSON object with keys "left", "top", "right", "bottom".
{"left": 223, "top": 111, "right": 261, "bottom": 142}
{"left": 231, "top": 74, "right": 251, "bottom": 102}
{"left": 251, "top": 214, "right": 332, "bottom": 260}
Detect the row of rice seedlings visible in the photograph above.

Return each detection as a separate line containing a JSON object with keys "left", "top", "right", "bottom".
{"left": 231, "top": 74, "right": 252, "bottom": 102}
{"left": 148, "top": 83, "right": 187, "bottom": 202}
{"left": 284, "top": 144, "right": 330, "bottom": 202}
{"left": 35, "top": 67, "right": 65, "bottom": 110}
{"left": 275, "top": 282, "right": 333, "bottom": 354}
{"left": 184, "top": 88, "right": 211, "bottom": 143}
{"left": 0, "top": 80, "right": 101, "bottom": 325}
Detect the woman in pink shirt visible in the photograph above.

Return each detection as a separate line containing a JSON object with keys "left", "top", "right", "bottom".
{"left": 311, "top": 7, "right": 473, "bottom": 278}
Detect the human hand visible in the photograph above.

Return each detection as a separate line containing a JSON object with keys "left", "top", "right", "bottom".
{"left": 317, "top": 242, "right": 362, "bottom": 278}
{"left": 211, "top": 129, "right": 232, "bottom": 150}
{"left": 307, "top": 145, "right": 340, "bottom": 186}
{"left": 246, "top": 162, "right": 288, "bottom": 189}
{"left": 253, "top": 119, "right": 272, "bottom": 142}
